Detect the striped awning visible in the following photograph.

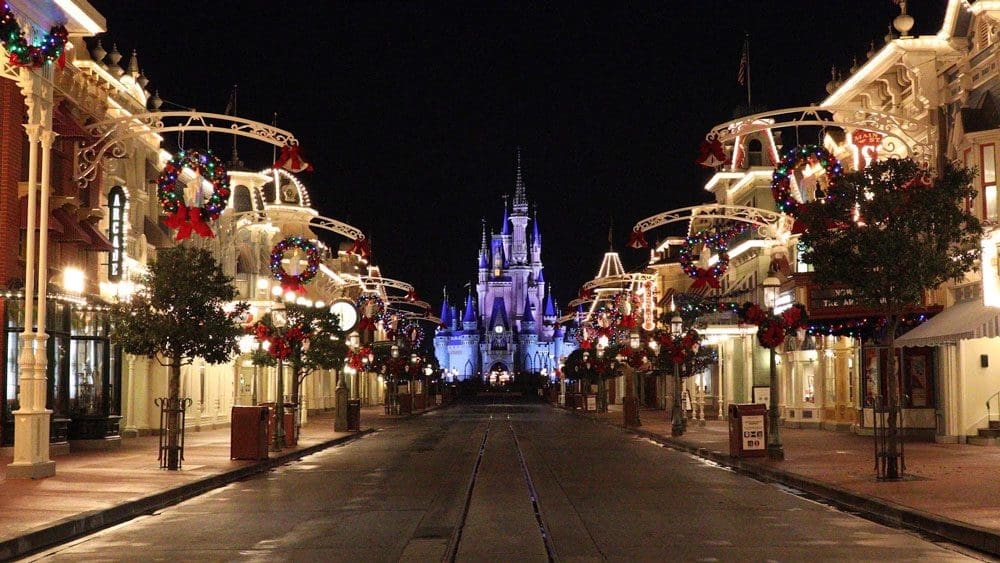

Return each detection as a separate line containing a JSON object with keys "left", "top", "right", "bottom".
{"left": 896, "top": 300, "right": 1000, "bottom": 347}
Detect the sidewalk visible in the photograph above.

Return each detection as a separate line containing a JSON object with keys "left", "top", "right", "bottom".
{"left": 571, "top": 405, "right": 1000, "bottom": 557}
{"left": 0, "top": 404, "right": 443, "bottom": 560}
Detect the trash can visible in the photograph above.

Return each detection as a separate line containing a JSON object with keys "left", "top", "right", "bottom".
{"left": 728, "top": 403, "right": 768, "bottom": 458}
{"left": 231, "top": 405, "right": 269, "bottom": 460}
{"left": 398, "top": 393, "right": 413, "bottom": 415}
{"left": 347, "top": 399, "right": 361, "bottom": 431}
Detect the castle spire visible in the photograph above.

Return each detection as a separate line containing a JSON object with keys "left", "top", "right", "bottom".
{"left": 500, "top": 195, "right": 510, "bottom": 236}
{"left": 480, "top": 218, "right": 488, "bottom": 252}
{"left": 462, "top": 290, "right": 477, "bottom": 324}
{"left": 532, "top": 208, "right": 541, "bottom": 246}
{"left": 520, "top": 283, "right": 536, "bottom": 325}
{"left": 439, "top": 287, "right": 453, "bottom": 327}
{"left": 544, "top": 284, "right": 557, "bottom": 317}
{"left": 513, "top": 146, "right": 528, "bottom": 211}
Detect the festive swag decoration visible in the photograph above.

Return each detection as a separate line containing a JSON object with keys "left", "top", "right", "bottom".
{"left": 771, "top": 145, "right": 842, "bottom": 216}
{"left": 272, "top": 143, "right": 313, "bottom": 173}
{"left": 158, "top": 149, "right": 231, "bottom": 240}
{"left": 678, "top": 227, "right": 742, "bottom": 289}
{"left": 613, "top": 292, "right": 640, "bottom": 330}
{"left": 627, "top": 228, "right": 649, "bottom": 249}
{"left": 249, "top": 319, "right": 310, "bottom": 361}
{"left": 0, "top": 4, "right": 68, "bottom": 68}
{"left": 657, "top": 328, "right": 701, "bottom": 365}
{"left": 355, "top": 293, "right": 388, "bottom": 331}
{"left": 348, "top": 346, "right": 372, "bottom": 370}
{"left": 270, "top": 236, "right": 320, "bottom": 294}
{"left": 738, "top": 302, "right": 808, "bottom": 349}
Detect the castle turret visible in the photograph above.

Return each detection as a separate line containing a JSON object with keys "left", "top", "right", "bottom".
{"left": 439, "top": 289, "right": 453, "bottom": 331}
{"left": 462, "top": 292, "right": 477, "bottom": 331}
{"left": 530, "top": 210, "right": 542, "bottom": 265}
{"left": 520, "top": 284, "right": 536, "bottom": 333}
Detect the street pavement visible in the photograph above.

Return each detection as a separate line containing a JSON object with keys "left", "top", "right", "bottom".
{"left": 25, "top": 399, "right": 979, "bottom": 562}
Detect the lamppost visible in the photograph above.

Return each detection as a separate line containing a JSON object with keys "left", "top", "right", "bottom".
{"left": 271, "top": 299, "right": 288, "bottom": 452}
{"left": 621, "top": 330, "right": 641, "bottom": 427}
{"left": 670, "top": 309, "right": 686, "bottom": 437}
{"left": 387, "top": 344, "right": 399, "bottom": 414}
{"left": 596, "top": 337, "right": 608, "bottom": 412}
{"left": 762, "top": 275, "right": 784, "bottom": 460}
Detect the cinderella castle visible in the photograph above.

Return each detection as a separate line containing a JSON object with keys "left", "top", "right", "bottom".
{"left": 434, "top": 151, "right": 578, "bottom": 382}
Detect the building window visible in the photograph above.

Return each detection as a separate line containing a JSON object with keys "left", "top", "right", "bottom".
{"left": 964, "top": 148, "right": 974, "bottom": 212}
{"left": 107, "top": 186, "right": 126, "bottom": 281}
{"left": 983, "top": 144, "right": 997, "bottom": 221}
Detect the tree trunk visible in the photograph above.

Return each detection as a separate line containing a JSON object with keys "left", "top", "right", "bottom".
{"left": 167, "top": 358, "right": 182, "bottom": 471}
{"left": 290, "top": 362, "right": 302, "bottom": 443}
{"left": 884, "top": 314, "right": 902, "bottom": 479}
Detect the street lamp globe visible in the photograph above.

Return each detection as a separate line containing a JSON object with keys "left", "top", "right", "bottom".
{"left": 391, "top": 344, "right": 399, "bottom": 358}
{"left": 410, "top": 353, "right": 419, "bottom": 364}
{"left": 629, "top": 332, "right": 640, "bottom": 349}
{"left": 348, "top": 332, "right": 360, "bottom": 349}
{"left": 239, "top": 334, "right": 255, "bottom": 354}
{"left": 670, "top": 312, "right": 683, "bottom": 336}
{"left": 272, "top": 304, "right": 287, "bottom": 328}
{"left": 763, "top": 275, "right": 781, "bottom": 310}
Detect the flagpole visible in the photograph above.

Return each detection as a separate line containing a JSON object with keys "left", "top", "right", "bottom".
{"left": 745, "top": 33, "right": 752, "bottom": 109}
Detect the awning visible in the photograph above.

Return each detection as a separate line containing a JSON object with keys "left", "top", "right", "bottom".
{"left": 896, "top": 300, "right": 1000, "bottom": 347}
{"left": 50, "top": 208, "right": 90, "bottom": 243}
{"left": 18, "top": 198, "right": 64, "bottom": 233}
{"left": 144, "top": 216, "right": 173, "bottom": 247}
{"left": 78, "top": 220, "right": 114, "bottom": 252}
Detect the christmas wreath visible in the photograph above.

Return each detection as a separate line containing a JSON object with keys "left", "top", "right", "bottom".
{"left": 356, "top": 293, "right": 388, "bottom": 331}
{"left": 656, "top": 328, "right": 701, "bottom": 365}
{"left": 771, "top": 145, "right": 842, "bottom": 216}
{"left": 613, "top": 292, "right": 639, "bottom": 330}
{"left": 1, "top": 5, "right": 68, "bottom": 68}
{"left": 158, "top": 149, "right": 231, "bottom": 240}
{"left": 678, "top": 227, "right": 742, "bottom": 289}
{"left": 400, "top": 321, "right": 426, "bottom": 347}
{"left": 270, "top": 236, "right": 319, "bottom": 294}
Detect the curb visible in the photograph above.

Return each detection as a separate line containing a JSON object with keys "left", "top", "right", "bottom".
{"left": 0, "top": 429, "right": 374, "bottom": 561}
{"left": 561, "top": 405, "right": 1000, "bottom": 558}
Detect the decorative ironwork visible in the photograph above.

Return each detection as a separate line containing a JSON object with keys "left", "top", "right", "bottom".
{"left": 155, "top": 397, "right": 193, "bottom": 470}
{"left": 77, "top": 111, "right": 300, "bottom": 188}
{"left": 633, "top": 204, "right": 792, "bottom": 242}
{"left": 703, "top": 105, "right": 932, "bottom": 163}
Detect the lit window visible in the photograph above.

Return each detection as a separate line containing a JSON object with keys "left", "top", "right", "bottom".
{"left": 984, "top": 145, "right": 997, "bottom": 221}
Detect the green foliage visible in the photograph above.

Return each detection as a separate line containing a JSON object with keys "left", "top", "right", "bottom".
{"left": 251, "top": 303, "right": 349, "bottom": 381}
{"left": 799, "top": 158, "right": 981, "bottom": 316}
{"left": 110, "top": 247, "right": 248, "bottom": 368}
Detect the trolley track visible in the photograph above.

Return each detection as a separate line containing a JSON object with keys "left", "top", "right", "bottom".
{"left": 445, "top": 399, "right": 556, "bottom": 562}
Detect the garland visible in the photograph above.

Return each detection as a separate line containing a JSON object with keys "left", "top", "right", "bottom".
{"left": 158, "top": 149, "right": 231, "bottom": 240}
{"left": 677, "top": 227, "right": 743, "bottom": 289}
{"left": 249, "top": 320, "right": 309, "bottom": 361}
{"left": 771, "top": 145, "right": 842, "bottom": 216}
{"left": 656, "top": 328, "right": 701, "bottom": 365}
{"left": 270, "top": 236, "right": 319, "bottom": 295}
{"left": 0, "top": 4, "right": 68, "bottom": 68}
{"left": 738, "top": 302, "right": 808, "bottom": 349}
{"left": 356, "top": 293, "right": 388, "bottom": 331}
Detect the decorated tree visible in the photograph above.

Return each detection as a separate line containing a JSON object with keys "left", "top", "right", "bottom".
{"left": 110, "top": 247, "right": 247, "bottom": 470}
{"left": 248, "top": 304, "right": 348, "bottom": 438}
{"left": 798, "top": 158, "right": 981, "bottom": 479}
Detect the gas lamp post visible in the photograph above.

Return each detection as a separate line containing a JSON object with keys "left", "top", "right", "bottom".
{"left": 670, "top": 311, "right": 686, "bottom": 437}
{"left": 762, "top": 275, "right": 784, "bottom": 460}
{"left": 271, "top": 300, "right": 288, "bottom": 452}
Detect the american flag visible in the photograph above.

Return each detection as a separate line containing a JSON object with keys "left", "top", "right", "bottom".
{"left": 737, "top": 36, "right": 749, "bottom": 86}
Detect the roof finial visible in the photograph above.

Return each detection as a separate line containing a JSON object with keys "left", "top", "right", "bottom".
{"left": 480, "top": 217, "right": 488, "bottom": 250}
{"left": 501, "top": 194, "right": 510, "bottom": 236}
{"left": 608, "top": 216, "right": 615, "bottom": 251}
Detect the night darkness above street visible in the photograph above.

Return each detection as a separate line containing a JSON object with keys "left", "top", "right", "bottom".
{"left": 86, "top": 1, "right": 946, "bottom": 303}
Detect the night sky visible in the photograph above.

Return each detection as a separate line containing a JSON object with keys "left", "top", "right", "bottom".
{"left": 89, "top": 1, "right": 945, "bottom": 310}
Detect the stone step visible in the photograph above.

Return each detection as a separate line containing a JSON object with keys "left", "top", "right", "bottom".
{"left": 990, "top": 420, "right": 1000, "bottom": 430}
{"left": 967, "top": 435, "right": 998, "bottom": 446}
{"left": 978, "top": 427, "right": 1000, "bottom": 438}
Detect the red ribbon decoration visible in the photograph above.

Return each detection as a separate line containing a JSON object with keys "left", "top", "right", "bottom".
{"left": 691, "top": 267, "right": 721, "bottom": 289}
{"left": 272, "top": 144, "right": 314, "bottom": 173}
{"left": 163, "top": 203, "right": 214, "bottom": 240}
{"left": 579, "top": 287, "right": 594, "bottom": 301}
{"left": 619, "top": 314, "right": 636, "bottom": 329}
{"left": 280, "top": 278, "right": 307, "bottom": 295}
{"left": 357, "top": 316, "right": 376, "bottom": 331}
{"left": 406, "top": 289, "right": 419, "bottom": 302}
{"left": 695, "top": 135, "right": 727, "bottom": 168}
{"left": 627, "top": 229, "right": 649, "bottom": 249}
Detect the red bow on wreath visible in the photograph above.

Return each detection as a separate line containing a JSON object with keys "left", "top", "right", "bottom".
{"left": 273, "top": 144, "right": 314, "bottom": 173}
{"left": 357, "top": 316, "right": 377, "bottom": 331}
{"left": 163, "top": 203, "right": 214, "bottom": 240}
{"left": 757, "top": 320, "right": 786, "bottom": 349}
{"left": 270, "top": 338, "right": 291, "bottom": 360}
{"left": 280, "top": 278, "right": 308, "bottom": 295}
{"left": 252, "top": 322, "right": 270, "bottom": 341}
{"left": 620, "top": 314, "right": 636, "bottom": 329}
{"left": 627, "top": 229, "right": 649, "bottom": 249}
{"left": 580, "top": 339, "right": 593, "bottom": 350}
{"left": 691, "top": 267, "right": 721, "bottom": 289}
{"left": 348, "top": 237, "right": 371, "bottom": 259}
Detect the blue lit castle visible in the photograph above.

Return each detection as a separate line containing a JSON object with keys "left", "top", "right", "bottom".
{"left": 434, "top": 151, "right": 578, "bottom": 381}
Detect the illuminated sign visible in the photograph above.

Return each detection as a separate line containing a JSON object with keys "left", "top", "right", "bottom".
{"left": 107, "top": 186, "right": 126, "bottom": 281}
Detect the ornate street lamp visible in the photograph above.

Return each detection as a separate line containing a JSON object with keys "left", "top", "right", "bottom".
{"left": 670, "top": 310, "right": 685, "bottom": 437}
{"left": 762, "top": 275, "right": 784, "bottom": 460}
{"left": 271, "top": 300, "right": 288, "bottom": 452}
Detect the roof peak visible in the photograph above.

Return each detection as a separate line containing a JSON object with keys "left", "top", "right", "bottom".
{"left": 513, "top": 146, "right": 528, "bottom": 210}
